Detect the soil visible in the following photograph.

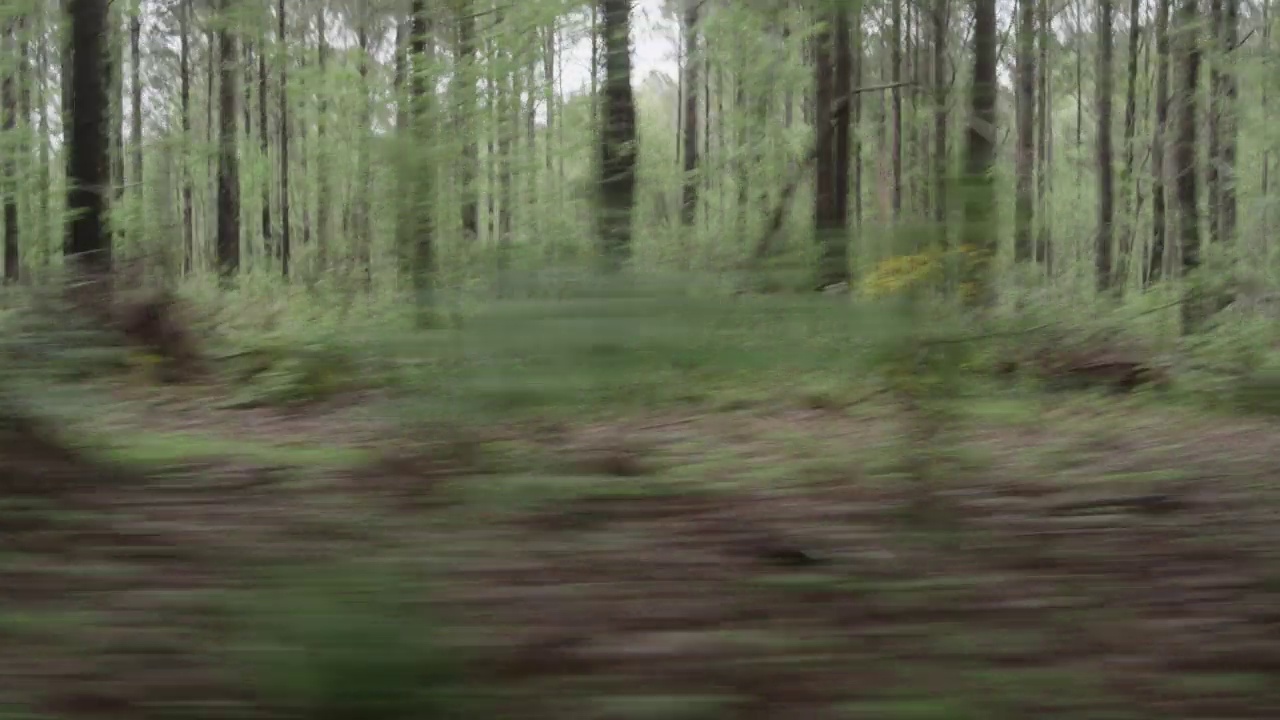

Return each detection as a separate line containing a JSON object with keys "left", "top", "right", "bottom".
{"left": 5, "top": 392, "right": 1280, "bottom": 719}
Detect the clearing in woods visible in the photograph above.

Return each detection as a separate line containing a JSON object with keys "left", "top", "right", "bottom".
{"left": 5, "top": 380, "right": 1280, "bottom": 719}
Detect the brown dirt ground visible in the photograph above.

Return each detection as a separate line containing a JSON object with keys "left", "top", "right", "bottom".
{"left": 5, "top": 396, "right": 1280, "bottom": 718}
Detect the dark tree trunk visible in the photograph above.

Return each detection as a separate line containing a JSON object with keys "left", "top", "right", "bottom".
{"left": 1096, "top": 0, "right": 1115, "bottom": 291}
{"left": 259, "top": 26, "right": 270, "bottom": 255}
{"left": 178, "top": 0, "right": 193, "bottom": 274}
{"left": 315, "top": 8, "right": 328, "bottom": 266}
{"left": 1119, "top": 0, "right": 1140, "bottom": 286}
{"left": 933, "top": 0, "right": 948, "bottom": 230}
{"left": 597, "top": 0, "right": 637, "bottom": 270}
{"left": 277, "top": 0, "right": 290, "bottom": 276}
{"left": 1014, "top": 0, "right": 1035, "bottom": 262}
{"left": 215, "top": 0, "right": 239, "bottom": 277}
{"left": 456, "top": 0, "right": 478, "bottom": 239}
{"left": 1220, "top": 0, "right": 1238, "bottom": 242}
{"left": 964, "top": 0, "right": 998, "bottom": 307}
{"left": 129, "top": 9, "right": 142, "bottom": 215}
{"left": 1148, "top": 0, "right": 1170, "bottom": 283}
{"left": 1035, "top": 0, "right": 1052, "bottom": 268}
{"left": 1174, "top": 0, "right": 1200, "bottom": 275}
{"left": 891, "top": 0, "right": 902, "bottom": 217}
{"left": 681, "top": 0, "right": 698, "bottom": 229}
{"left": 65, "top": 0, "right": 112, "bottom": 274}
{"left": 812, "top": 6, "right": 851, "bottom": 289}
{"left": 1207, "top": 0, "right": 1221, "bottom": 243}
{"left": 3, "top": 17, "right": 19, "bottom": 282}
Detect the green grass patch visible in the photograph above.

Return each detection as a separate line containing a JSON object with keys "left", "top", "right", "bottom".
{"left": 95, "top": 431, "right": 374, "bottom": 467}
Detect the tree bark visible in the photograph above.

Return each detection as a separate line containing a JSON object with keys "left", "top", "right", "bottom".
{"left": 214, "top": 0, "right": 239, "bottom": 277}
{"left": 1148, "top": 0, "right": 1170, "bottom": 283}
{"left": 597, "top": 0, "right": 638, "bottom": 271}
{"left": 1014, "top": 0, "right": 1035, "bottom": 263}
{"left": 1096, "top": 0, "right": 1115, "bottom": 291}
{"left": 964, "top": 0, "right": 998, "bottom": 307}
{"left": 65, "top": 0, "right": 112, "bottom": 274}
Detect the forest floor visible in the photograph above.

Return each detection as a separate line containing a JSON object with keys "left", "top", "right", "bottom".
{"left": 7, "top": 373, "right": 1280, "bottom": 719}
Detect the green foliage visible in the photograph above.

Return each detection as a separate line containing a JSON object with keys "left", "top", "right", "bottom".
{"left": 233, "top": 563, "right": 477, "bottom": 720}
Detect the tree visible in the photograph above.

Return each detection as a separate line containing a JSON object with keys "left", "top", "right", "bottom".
{"left": 215, "top": 0, "right": 240, "bottom": 277}
{"left": 1148, "top": 0, "right": 1171, "bottom": 283}
{"left": 65, "top": 0, "right": 112, "bottom": 275}
{"left": 179, "top": 0, "right": 193, "bottom": 275}
{"left": 1014, "top": 0, "right": 1035, "bottom": 263}
{"left": 680, "top": 0, "right": 699, "bottom": 230}
{"left": 964, "top": 0, "right": 998, "bottom": 307}
{"left": 3, "top": 15, "right": 19, "bottom": 282}
{"left": 277, "top": 0, "right": 291, "bottom": 276}
{"left": 597, "top": 0, "right": 637, "bottom": 271}
{"left": 1095, "top": 0, "right": 1115, "bottom": 291}
{"left": 812, "top": 4, "right": 852, "bottom": 289}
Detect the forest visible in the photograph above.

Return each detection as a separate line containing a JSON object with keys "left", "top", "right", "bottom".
{"left": 3, "top": 0, "right": 1280, "bottom": 716}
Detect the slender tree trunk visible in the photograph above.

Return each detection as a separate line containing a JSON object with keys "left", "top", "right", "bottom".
{"left": 179, "top": 0, "right": 193, "bottom": 274}
{"left": 1174, "top": 0, "right": 1200, "bottom": 277}
{"left": 354, "top": 0, "right": 371, "bottom": 279}
{"left": 597, "top": 0, "right": 638, "bottom": 270}
{"left": 1035, "top": 0, "right": 1052, "bottom": 269}
{"left": 1014, "top": 0, "right": 1035, "bottom": 262}
{"left": 812, "top": 5, "right": 851, "bottom": 289}
{"left": 315, "top": 8, "right": 328, "bottom": 267}
{"left": 891, "top": 0, "right": 902, "bottom": 217}
{"left": 215, "top": 0, "right": 239, "bottom": 277}
{"left": 854, "top": 0, "right": 865, "bottom": 230}
{"left": 129, "top": 8, "right": 142, "bottom": 222}
{"left": 1118, "top": 0, "right": 1140, "bottom": 287}
{"left": 259, "top": 25, "right": 270, "bottom": 256}
{"left": 965, "top": 0, "right": 998, "bottom": 307}
{"left": 1207, "top": 0, "right": 1221, "bottom": 243}
{"left": 1149, "top": 0, "right": 1170, "bottom": 283}
{"left": 3, "top": 18, "right": 18, "bottom": 282}
{"left": 1096, "top": 0, "right": 1115, "bottom": 291}
{"left": 1220, "top": 0, "right": 1238, "bottom": 243}
{"left": 406, "top": 0, "right": 436, "bottom": 309}
{"left": 278, "top": 0, "right": 291, "bottom": 276}
{"left": 456, "top": 1, "right": 478, "bottom": 239}
{"left": 933, "top": 0, "right": 948, "bottom": 231}
{"left": 681, "top": 0, "right": 699, "bottom": 229}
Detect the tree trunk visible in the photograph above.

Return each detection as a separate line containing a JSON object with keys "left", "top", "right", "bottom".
{"left": 406, "top": 0, "right": 436, "bottom": 310}
{"left": 891, "top": 0, "right": 902, "bottom": 217}
{"left": 681, "top": 0, "right": 699, "bottom": 229}
{"left": 1219, "top": 0, "right": 1238, "bottom": 243}
{"left": 129, "top": 8, "right": 142, "bottom": 220}
{"left": 179, "top": 0, "right": 193, "bottom": 275}
{"left": 1119, "top": 0, "right": 1140, "bottom": 287}
{"left": 933, "top": 0, "right": 948, "bottom": 230}
{"left": 1174, "top": 0, "right": 1200, "bottom": 276}
{"left": 1014, "top": 0, "right": 1035, "bottom": 263}
{"left": 1035, "top": 0, "right": 1052, "bottom": 269}
{"left": 259, "top": 24, "right": 270, "bottom": 257}
{"left": 1148, "top": 0, "right": 1170, "bottom": 283}
{"left": 812, "top": 6, "right": 851, "bottom": 289}
{"left": 315, "top": 8, "right": 328, "bottom": 267}
{"left": 215, "top": 0, "right": 239, "bottom": 277}
{"left": 1207, "top": 0, "right": 1221, "bottom": 244}
{"left": 277, "top": 0, "right": 290, "bottom": 276}
{"left": 3, "top": 18, "right": 18, "bottom": 282}
{"left": 964, "top": 0, "right": 998, "bottom": 307}
{"left": 597, "top": 0, "right": 638, "bottom": 271}
{"left": 456, "top": 1, "right": 478, "bottom": 239}
{"left": 65, "top": 0, "right": 112, "bottom": 274}
{"left": 1096, "top": 0, "right": 1115, "bottom": 291}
